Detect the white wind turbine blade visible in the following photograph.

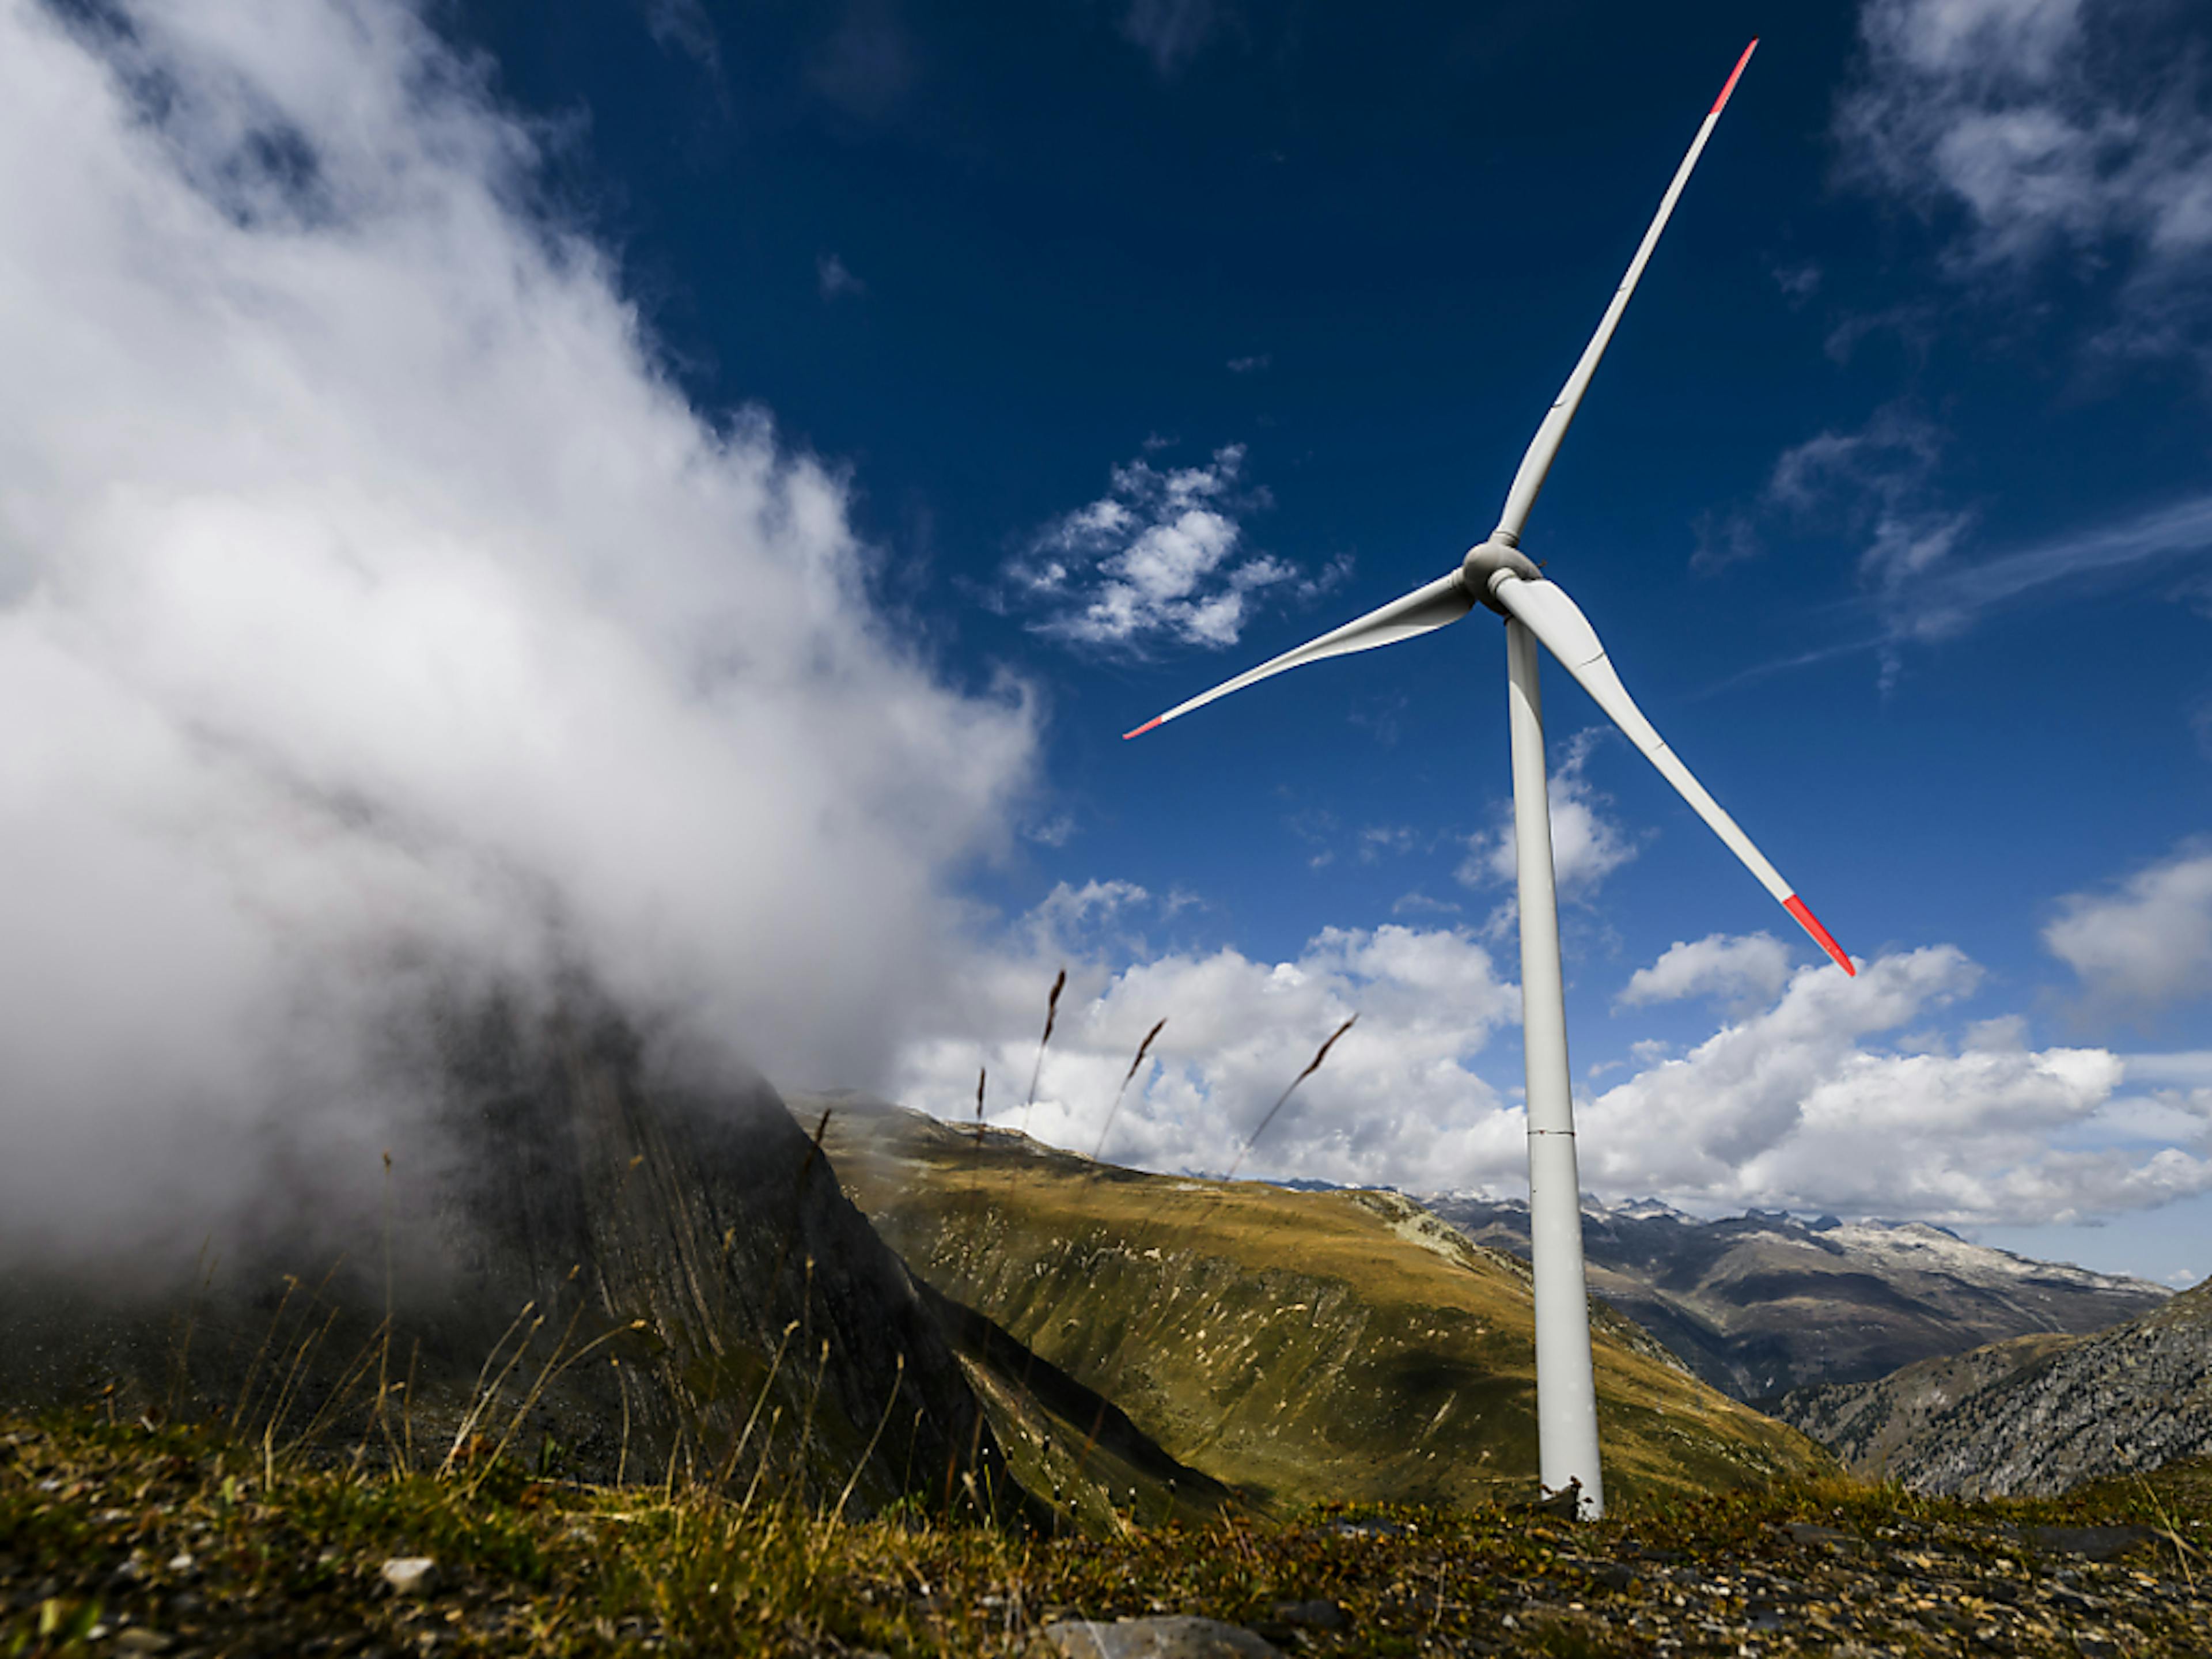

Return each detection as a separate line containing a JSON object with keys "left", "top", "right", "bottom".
{"left": 1493, "top": 39, "right": 1758, "bottom": 546}
{"left": 1487, "top": 570, "right": 1855, "bottom": 975}
{"left": 1123, "top": 570, "right": 1472, "bottom": 738}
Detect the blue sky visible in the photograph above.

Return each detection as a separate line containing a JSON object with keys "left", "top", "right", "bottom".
{"left": 457, "top": 0, "right": 2212, "bottom": 1278}
{"left": 2, "top": 0, "right": 2207, "bottom": 1284}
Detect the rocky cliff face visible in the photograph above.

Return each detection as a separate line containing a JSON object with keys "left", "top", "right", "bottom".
{"left": 1775, "top": 1277, "right": 2212, "bottom": 1497}
{"left": 1421, "top": 1195, "right": 2167, "bottom": 1400}
{"left": 0, "top": 992, "right": 1017, "bottom": 1516}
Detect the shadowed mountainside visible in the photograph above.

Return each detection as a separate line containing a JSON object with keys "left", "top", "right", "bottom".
{"left": 0, "top": 993, "right": 1022, "bottom": 1518}
{"left": 1422, "top": 1195, "right": 2167, "bottom": 1400}
{"left": 1774, "top": 1275, "right": 2212, "bottom": 1497}
{"left": 794, "top": 1094, "right": 1834, "bottom": 1514}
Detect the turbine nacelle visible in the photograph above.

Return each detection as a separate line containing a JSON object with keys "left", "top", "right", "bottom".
{"left": 1461, "top": 538, "right": 1541, "bottom": 615}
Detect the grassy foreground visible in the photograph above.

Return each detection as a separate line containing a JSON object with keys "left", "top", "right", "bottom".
{"left": 4, "top": 1410, "right": 2206, "bottom": 1657}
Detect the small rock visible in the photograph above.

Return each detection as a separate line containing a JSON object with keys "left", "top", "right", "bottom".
{"left": 1034, "top": 1616, "right": 1285, "bottom": 1658}
{"left": 1776, "top": 1522, "right": 1855, "bottom": 1548}
{"left": 2017, "top": 1524, "right": 2156, "bottom": 1560}
{"left": 380, "top": 1558, "right": 442, "bottom": 1597}
{"left": 1268, "top": 1600, "right": 1348, "bottom": 1632}
{"left": 116, "top": 1631, "right": 173, "bottom": 1655}
{"left": 166, "top": 1553, "right": 195, "bottom": 1576}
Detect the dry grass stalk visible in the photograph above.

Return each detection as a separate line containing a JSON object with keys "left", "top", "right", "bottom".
{"left": 439, "top": 1300, "right": 543, "bottom": 1478}
{"left": 824, "top": 1353, "right": 904, "bottom": 1533}
{"left": 1089, "top": 1017, "right": 1166, "bottom": 1164}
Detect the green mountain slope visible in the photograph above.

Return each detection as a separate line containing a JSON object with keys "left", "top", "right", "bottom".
{"left": 798, "top": 1096, "right": 1832, "bottom": 1513}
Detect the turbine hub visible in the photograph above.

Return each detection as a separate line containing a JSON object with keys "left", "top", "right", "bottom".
{"left": 1462, "top": 538, "right": 1542, "bottom": 615}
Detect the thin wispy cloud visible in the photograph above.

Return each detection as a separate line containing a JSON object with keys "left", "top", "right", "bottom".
{"left": 1227, "top": 353, "right": 1270, "bottom": 374}
{"left": 1700, "top": 393, "right": 2212, "bottom": 690}
{"left": 636, "top": 0, "right": 722, "bottom": 75}
{"left": 1119, "top": 0, "right": 1221, "bottom": 79}
{"left": 1706, "top": 491, "right": 2212, "bottom": 695}
{"left": 1899, "top": 493, "right": 2212, "bottom": 642}
{"left": 1838, "top": 0, "right": 2212, "bottom": 365}
{"left": 809, "top": 0, "right": 919, "bottom": 122}
{"left": 817, "top": 251, "right": 867, "bottom": 300}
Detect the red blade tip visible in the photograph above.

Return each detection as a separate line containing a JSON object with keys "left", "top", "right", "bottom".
{"left": 1710, "top": 39, "right": 1758, "bottom": 115}
{"left": 1783, "top": 895, "right": 1854, "bottom": 976}
{"left": 1123, "top": 716, "right": 1164, "bottom": 741}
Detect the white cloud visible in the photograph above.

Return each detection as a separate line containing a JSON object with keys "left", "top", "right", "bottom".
{"left": 893, "top": 886, "right": 1522, "bottom": 1186}
{"left": 2044, "top": 840, "right": 2212, "bottom": 1014}
{"left": 1618, "top": 933, "right": 1797, "bottom": 1012}
{"left": 1582, "top": 946, "right": 2206, "bottom": 1224}
{"left": 1003, "top": 444, "right": 1334, "bottom": 650}
{"left": 1838, "top": 0, "right": 2212, "bottom": 361}
{"left": 1458, "top": 729, "right": 1638, "bottom": 900}
{"left": 897, "top": 896, "right": 2209, "bottom": 1227}
{"left": 1226, "top": 353, "right": 1270, "bottom": 374}
{"left": 0, "top": 0, "right": 1035, "bottom": 1249}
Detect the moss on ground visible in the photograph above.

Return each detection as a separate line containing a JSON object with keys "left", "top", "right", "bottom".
{"left": 6, "top": 1411, "right": 2206, "bottom": 1657}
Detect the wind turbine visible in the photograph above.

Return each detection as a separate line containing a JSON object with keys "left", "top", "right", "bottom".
{"left": 1121, "top": 39, "right": 1854, "bottom": 1522}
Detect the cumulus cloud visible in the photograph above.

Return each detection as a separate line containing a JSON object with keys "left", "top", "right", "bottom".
{"left": 893, "top": 885, "right": 1522, "bottom": 1186}
{"left": 0, "top": 0, "right": 1034, "bottom": 1251}
{"left": 2045, "top": 840, "right": 2212, "bottom": 1016}
{"left": 1458, "top": 729, "right": 1638, "bottom": 902}
{"left": 895, "top": 899, "right": 2207, "bottom": 1226}
{"left": 1618, "top": 933, "right": 1797, "bottom": 1013}
{"left": 1580, "top": 945, "right": 2212, "bottom": 1224}
{"left": 1002, "top": 445, "right": 1339, "bottom": 650}
{"left": 1837, "top": 0, "right": 2212, "bottom": 362}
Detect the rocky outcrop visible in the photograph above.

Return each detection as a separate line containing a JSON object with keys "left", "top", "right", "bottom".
{"left": 1775, "top": 1278, "right": 2212, "bottom": 1496}
{"left": 1422, "top": 1195, "right": 2167, "bottom": 1399}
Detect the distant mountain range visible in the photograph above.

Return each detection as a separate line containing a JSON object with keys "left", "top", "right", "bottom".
{"left": 1419, "top": 1194, "right": 2168, "bottom": 1400}
{"left": 1773, "top": 1277, "right": 2212, "bottom": 1497}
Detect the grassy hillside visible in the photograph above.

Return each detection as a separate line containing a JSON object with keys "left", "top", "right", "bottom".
{"left": 800, "top": 1097, "right": 1831, "bottom": 1513}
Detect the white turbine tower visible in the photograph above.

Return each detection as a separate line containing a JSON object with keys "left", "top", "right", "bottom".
{"left": 1122, "top": 40, "right": 1855, "bottom": 1522}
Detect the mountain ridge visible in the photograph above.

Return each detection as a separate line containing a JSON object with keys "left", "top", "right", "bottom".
{"left": 1420, "top": 1191, "right": 2167, "bottom": 1399}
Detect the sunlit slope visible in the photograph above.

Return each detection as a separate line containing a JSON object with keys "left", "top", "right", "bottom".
{"left": 796, "top": 1096, "right": 1831, "bottom": 1512}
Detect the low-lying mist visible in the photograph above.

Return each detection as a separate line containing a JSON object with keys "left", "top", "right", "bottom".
{"left": 0, "top": 0, "right": 1035, "bottom": 1265}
